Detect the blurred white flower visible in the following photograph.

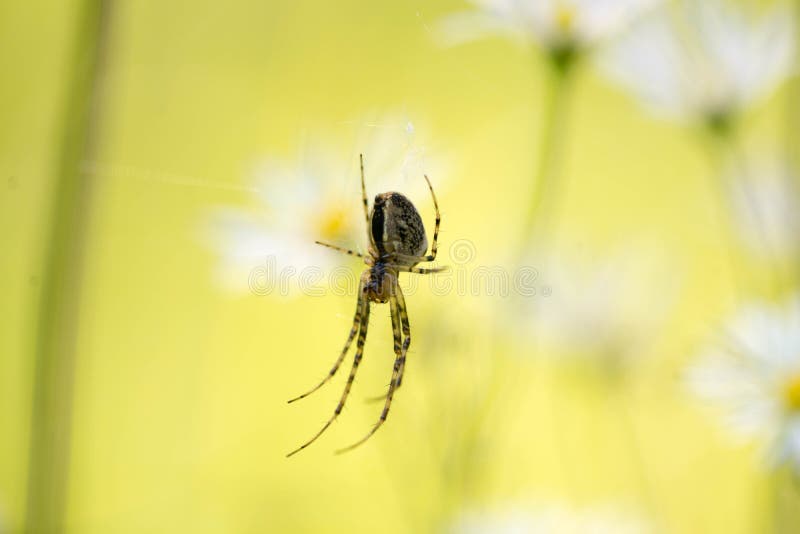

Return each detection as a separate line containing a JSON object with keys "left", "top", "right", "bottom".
{"left": 514, "top": 244, "right": 678, "bottom": 368}
{"left": 208, "top": 152, "right": 358, "bottom": 295}
{"left": 204, "top": 115, "right": 445, "bottom": 295}
{"left": 728, "top": 158, "right": 800, "bottom": 261}
{"left": 600, "top": 0, "right": 796, "bottom": 125}
{"left": 449, "top": 502, "right": 652, "bottom": 534}
{"left": 439, "top": 0, "right": 660, "bottom": 59}
{"left": 687, "top": 295, "right": 800, "bottom": 472}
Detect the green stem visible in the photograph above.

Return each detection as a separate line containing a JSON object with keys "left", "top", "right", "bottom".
{"left": 787, "top": 0, "right": 800, "bottom": 280}
{"left": 701, "top": 122, "right": 748, "bottom": 300}
{"left": 24, "top": 1, "right": 112, "bottom": 532}
{"left": 519, "top": 59, "right": 573, "bottom": 256}
{"left": 609, "top": 375, "right": 659, "bottom": 523}
{"left": 705, "top": 125, "right": 787, "bottom": 298}
{"left": 769, "top": 468, "right": 800, "bottom": 534}
{"left": 511, "top": 50, "right": 578, "bottom": 500}
{"left": 786, "top": 1, "right": 800, "bottom": 172}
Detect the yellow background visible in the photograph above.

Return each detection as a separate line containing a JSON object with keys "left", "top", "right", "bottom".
{"left": 1, "top": 0, "right": 798, "bottom": 532}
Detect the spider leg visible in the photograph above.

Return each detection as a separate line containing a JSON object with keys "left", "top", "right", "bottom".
{"left": 394, "top": 285, "right": 411, "bottom": 389}
{"left": 286, "top": 298, "right": 371, "bottom": 457}
{"left": 385, "top": 252, "right": 433, "bottom": 265}
{"left": 315, "top": 240, "right": 364, "bottom": 258}
{"left": 423, "top": 174, "right": 441, "bottom": 262}
{"left": 336, "top": 286, "right": 409, "bottom": 454}
{"left": 360, "top": 154, "right": 370, "bottom": 231}
{"left": 288, "top": 281, "right": 364, "bottom": 403}
{"left": 395, "top": 265, "right": 449, "bottom": 275}
{"left": 365, "top": 296, "right": 403, "bottom": 402}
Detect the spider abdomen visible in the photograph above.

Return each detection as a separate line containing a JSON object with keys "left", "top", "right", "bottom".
{"left": 371, "top": 192, "right": 428, "bottom": 261}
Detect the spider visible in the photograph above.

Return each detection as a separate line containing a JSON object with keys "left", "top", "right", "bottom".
{"left": 286, "top": 154, "right": 445, "bottom": 457}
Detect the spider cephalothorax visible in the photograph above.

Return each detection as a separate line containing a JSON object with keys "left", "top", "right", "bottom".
{"left": 287, "top": 154, "right": 445, "bottom": 456}
{"left": 362, "top": 261, "right": 394, "bottom": 303}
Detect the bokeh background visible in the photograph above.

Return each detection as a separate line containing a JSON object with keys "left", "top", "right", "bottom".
{"left": 2, "top": 0, "right": 800, "bottom": 532}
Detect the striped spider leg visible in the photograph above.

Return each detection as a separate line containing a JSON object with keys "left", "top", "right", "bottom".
{"left": 287, "top": 154, "right": 445, "bottom": 456}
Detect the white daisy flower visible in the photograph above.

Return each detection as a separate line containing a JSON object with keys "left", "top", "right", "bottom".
{"left": 448, "top": 502, "right": 653, "bottom": 534}
{"left": 207, "top": 152, "right": 358, "bottom": 296}
{"left": 687, "top": 295, "right": 800, "bottom": 472}
{"left": 514, "top": 244, "right": 677, "bottom": 369}
{"left": 439, "top": 0, "right": 661, "bottom": 62}
{"left": 205, "top": 116, "right": 444, "bottom": 295}
{"left": 600, "top": 0, "right": 796, "bottom": 126}
{"left": 727, "top": 158, "right": 800, "bottom": 261}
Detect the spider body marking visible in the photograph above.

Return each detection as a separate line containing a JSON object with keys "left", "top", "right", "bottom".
{"left": 287, "top": 154, "right": 445, "bottom": 457}
{"left": 364, "top": 192, "right": 427, "bottom": 302}
{"left": 370, "top": 192, "right": 428, "bottom": 260}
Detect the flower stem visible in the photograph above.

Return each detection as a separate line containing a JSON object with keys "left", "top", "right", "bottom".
{"left": 518, "top": 58, "right": 573, "bottom": 256}
{"left": 514, "top": 51, "right": 578, "bottom": 499}
{"left": 24, "top": 1, "right": 112, "bottom": 531}
{"left": 704, "top": 126, "right": 787, "bottom": 298}
{"left": 609, "top": 377, "right": 660, "bottom": 523}
{"left": 786, "top": 2, "right": 800, "bottom": 172}
{"left": 786, "top": 0, "right": 800, "bottom": 280}
{"left": 770, "top": 468, "right": 800, "bottom": 533}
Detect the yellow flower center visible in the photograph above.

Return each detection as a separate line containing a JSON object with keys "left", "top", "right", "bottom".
{"left": 315, "top": 206, "right": 349, "bottom": 241}
{"left": 783, "top": 374, "right": 800, "bottom": 412}
{"left": 555, "top": 4, "right": 576, "bottom": 34}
